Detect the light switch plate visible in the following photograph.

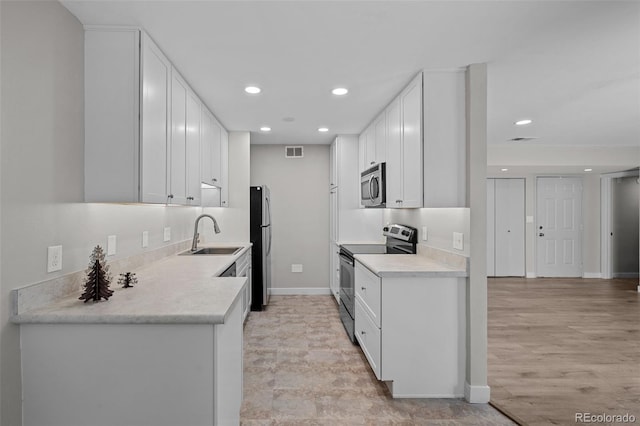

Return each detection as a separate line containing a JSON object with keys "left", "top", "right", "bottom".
{"left": 291, "top": 264, "right": 303, "bottom": 273}
{"left": 163, "top": 227, "right": 171, "bottom": 242}
{"left": 453, "top": 232, "right": 464, "bottom": 251}
{"left": 422, "top": 226, "right": 428, "bottom": 241}
{"left": 142, "top": 231, "right": 149, "bottom": 248}
{"left": 107, "top": 235, "right": 117, "bottom": 256}
{"left": 47, "top": 245, "right": 63, "bottom": 273}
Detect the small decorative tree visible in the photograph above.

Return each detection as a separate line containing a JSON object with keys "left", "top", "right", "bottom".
{"left": 79, "top": 245, "right": 113, "bottom": 303}
{"left": 118, "top": 272, "right": 137, "bottom": 288}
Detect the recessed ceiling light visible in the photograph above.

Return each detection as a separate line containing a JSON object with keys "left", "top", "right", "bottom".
{"left": 245, "top": 86, "right": 261, "bottom": 94}
{"left": 515, "top": 119, "right": 532, "bottom": 126}
{"left": 318, "top": 127, "right": 329, "bottom": 132}
{"left": 332, "top": 88, "right": 348, "bottom": 96}
{"left": 501, "top": 168, "right": 509, "bottom": 172}
{"left": 260, "top": 126, "right": 271, "bottom": 132}
{"left": 584, "top": 168, "right": 593, "bottom": 172}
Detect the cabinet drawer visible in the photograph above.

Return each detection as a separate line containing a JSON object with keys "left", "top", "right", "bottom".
{"left": 355, "top": 297, "right": 381, "bottom": 380}
{"left": 355, "top": 261, "right": 381, "bottom": 327}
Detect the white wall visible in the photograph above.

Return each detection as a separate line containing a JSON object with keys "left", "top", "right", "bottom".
{"left": 201, "top": 131, "right": 251, "bottom": 244}
{"left": 0, "top": 3, "right": 200, "bottom": 424}
{"left": 250, "top": 145, "right": 329, "bottom": 291}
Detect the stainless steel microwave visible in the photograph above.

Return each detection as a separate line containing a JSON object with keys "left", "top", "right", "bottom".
{"left": 361, "top": 163, "right": 386, "bottom": 207}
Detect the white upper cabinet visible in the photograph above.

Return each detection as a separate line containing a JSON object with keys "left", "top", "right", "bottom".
{"left": 374, "top": 112, "right": 387, "bottom": 165}
{"left": 220, "top": 128, "right": 229, "bottom": 207}
{"left": 170, "top": 71, "right": 188, "bottom": 205}
{"left": 200, "top": 108, "right": 222, "bottom": 188}
{"left": 85, "top": 27, "right": 227, "bottom": 206}
{"left": 139, "top": 32, "right": 172, "bottom": 204}
{"left": 398, "top": 73, "right": 423, "bottom": 208}
{"left": 185, "top": 89, "right": 202, "bottom": 205}
{"left": 358, "top": 70, "right": 466, "bottom": 209}
{"left": 385, "top": 96, "right": 402, "bottom": 206}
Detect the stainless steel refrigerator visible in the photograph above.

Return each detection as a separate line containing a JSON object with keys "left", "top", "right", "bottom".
{"left": 250, "top": 185, "right": 271, "bottom": 311}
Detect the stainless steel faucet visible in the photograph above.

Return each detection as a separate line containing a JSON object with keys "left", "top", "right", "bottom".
{"left": 191, "top": 214, "right": 221, "bottom": 251}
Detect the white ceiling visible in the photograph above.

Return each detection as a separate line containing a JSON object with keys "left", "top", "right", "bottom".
{"left": 61, "top": 1, "right": 640, "bottom": 147}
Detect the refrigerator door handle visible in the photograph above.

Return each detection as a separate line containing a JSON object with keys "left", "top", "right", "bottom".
{"left": 267, "top": 226, "right": 272, "bottom": 256}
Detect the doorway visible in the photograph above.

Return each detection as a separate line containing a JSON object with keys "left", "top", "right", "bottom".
{"left": 601, "top": 169, "right": 640, "bottom": 281}
{"left": 535, "top": 177, "right": 583, "bottom": 277}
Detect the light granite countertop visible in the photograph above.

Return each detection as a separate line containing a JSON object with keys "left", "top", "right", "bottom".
{"left": 355, "top": 252, "right": 468, "bottom": 278}
{"left": 11, "top": 244, "right": 251, "bottom": 325}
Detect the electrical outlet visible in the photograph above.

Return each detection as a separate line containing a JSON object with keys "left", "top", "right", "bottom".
{"left": 163, "top": 227, "right": 171, "bottom": 242}
{"left": 47, "top": 245, "right": 63, "bottom": 273}
{"left": 453, "top": 232, "right": 464, "bottom": 251}
{"left": 291, "top": 264, "right": 303, "bottom": 273}
{"left": 422, "top": 226, "right": 428, "bottom": 241}
{"left": 142, "top": 231, "right": 149, "bottom": 248}
{"left": 107, "top": 235, "right": 117, "bottom": 256}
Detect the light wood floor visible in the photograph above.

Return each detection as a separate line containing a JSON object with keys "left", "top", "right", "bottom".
{"left": 488, "top": 277, "right": 640, "bottom": 426}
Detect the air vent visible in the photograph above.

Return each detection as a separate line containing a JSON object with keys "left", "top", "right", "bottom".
{"left": 285, "top": 146, "right": 304, "bottom": 158}
{"left": 507, "top": 137, "right": 539, "bottom": 142}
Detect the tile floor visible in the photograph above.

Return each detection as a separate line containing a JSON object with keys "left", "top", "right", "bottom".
{"left": 241, "top": 295, "right": 515, "bottom": 425}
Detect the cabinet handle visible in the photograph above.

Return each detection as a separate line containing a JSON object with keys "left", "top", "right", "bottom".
{"left": 396, "top": 199, "right": 402, "bottom": 203}
{"left": 370, "top": 161, "right": 375, "bottom": 165}
{"left": 361, "top": 331, "right": 366, "bottom": 335}
{"left": 187, "top": 196, "right": 194, "bottom": 201}
{"left": 361, "top": 286, "right": 366, "bottom": 291}
{"left": 212, "top": 178, "right": 217, "bottom": 182}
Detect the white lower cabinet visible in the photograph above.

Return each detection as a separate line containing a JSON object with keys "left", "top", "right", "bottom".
{"left": 20, "top": 297, "right": 244, "bottom": 426}
{"left": 354, "top": 260, "right": 466, "bottom": 398}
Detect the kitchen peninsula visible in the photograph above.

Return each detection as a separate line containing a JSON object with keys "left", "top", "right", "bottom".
{"left": 11, "top": 245, "right": 251, "bottom": 426}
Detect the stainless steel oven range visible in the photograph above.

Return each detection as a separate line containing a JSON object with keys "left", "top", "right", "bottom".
{"left": 338, "top": 224, "right": 418, "bottom": 343}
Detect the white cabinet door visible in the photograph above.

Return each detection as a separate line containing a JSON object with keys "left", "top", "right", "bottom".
{"left": 358, "top": 132, "right": 367, "bottom": 175}
{"left": 170, "top": 71, "right": 188, "bottom": 205}
{"left": 374, "top": 112, "right": 386, "bottom": 165}
{"left": 185, "top": 90, "right": 201, "bottom": 205}
{"left": 200, "top": 108, "right": 222, "bottom": 187}
{"left": 329, "top": 243, "right": 340, "bottom": 303}
{"left": 85, "top": 28, "right": 140, "bottom": 203}
{"left": 385, "top": 96, "right": 402, "bottom": 207}
{"left": 330, "top": 187, "right": 338, "bottom": 242}
{"left": 399, "top": 74, "right": 423, "bottom": 208}
{"left": 140, "top": 32, "right": 171, "bottom": 203}
{"left": 220, "top": 128, "right": 229, "bottom": 207}
{"left": 365, "top": 125, "right": 376, "bottom": 167}
{"left": 330, "top": 139, "right": 338, "bottom": 189}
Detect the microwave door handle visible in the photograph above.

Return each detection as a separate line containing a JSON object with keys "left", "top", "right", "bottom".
{"left": 369, "top": 176, "right": 375, "bottom": 200}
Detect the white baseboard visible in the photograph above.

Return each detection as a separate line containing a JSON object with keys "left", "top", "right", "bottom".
{"left": 269, "top": 287, "right": 331, "bottom": 296}
{"left": 526, "top": 272, "right": 536, "bottom": 279}
{"left": 464, "top": 382, "right": 490, "bottom": 403}
{"left": 613, "top": 272, "right": 640, "bottom": 279}
{"left": 583, "top": 272, "right": 602, "bottom": 279}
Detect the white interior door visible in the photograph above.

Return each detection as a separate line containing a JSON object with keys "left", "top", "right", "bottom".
{"left": 536, "top": 177, "right": 583, "bottom": 277}
{"left": 487, "top": 178, "right": 525, "bottom": 277}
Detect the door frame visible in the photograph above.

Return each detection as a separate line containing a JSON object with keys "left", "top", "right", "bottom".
{"left": 534, "top": 175, "right": 584, "bottom": 278}
{"left": 600, "top": 169, "right": 640, "bottom": 280}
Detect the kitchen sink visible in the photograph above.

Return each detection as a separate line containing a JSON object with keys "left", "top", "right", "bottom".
{"left": 180, "top": 247, "right": 242, "bottom": 256}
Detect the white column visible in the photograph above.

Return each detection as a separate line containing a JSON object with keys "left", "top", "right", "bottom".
{"left": 464, "top": 63, "right": 490, "bottom": 403}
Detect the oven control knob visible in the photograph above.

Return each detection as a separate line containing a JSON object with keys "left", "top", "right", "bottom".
{"left": 402, "top": 230, "right": 410, "bottom": 236}
{"left": 383, "top": 227, "right": 389, "bottom": 232}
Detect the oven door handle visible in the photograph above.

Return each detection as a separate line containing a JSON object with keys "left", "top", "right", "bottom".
{"left": 339, "top": 252, "right": 354, "bottom": 267}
